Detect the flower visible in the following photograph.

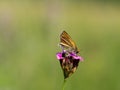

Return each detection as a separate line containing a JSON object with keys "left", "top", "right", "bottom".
{"left": 56, "top": 50, "right": 83, "bottom": 79}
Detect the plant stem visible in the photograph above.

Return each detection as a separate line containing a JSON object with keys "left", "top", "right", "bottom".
{"left": 62, "top": 79, "right": 67, "bottom": 90}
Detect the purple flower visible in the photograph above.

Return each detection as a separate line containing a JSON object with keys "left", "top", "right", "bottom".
{"left": 56, "top": 50, "right": 83, "bottom": 79}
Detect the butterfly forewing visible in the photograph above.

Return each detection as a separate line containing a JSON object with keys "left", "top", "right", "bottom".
{"left": 60, "top": 31, "right": 78, "bottom": 53}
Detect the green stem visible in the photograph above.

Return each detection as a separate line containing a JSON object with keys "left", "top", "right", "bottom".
{"left": 62, "top": 79, "right": 67, "bottom": 90}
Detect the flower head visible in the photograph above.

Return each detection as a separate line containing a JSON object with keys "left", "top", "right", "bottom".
{"left": 56, "top": 50, "right": 83, "bottom": 79}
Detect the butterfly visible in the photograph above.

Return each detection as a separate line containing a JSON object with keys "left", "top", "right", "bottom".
{"left": 60, "top": 31, "right": 79, "bottom": 54}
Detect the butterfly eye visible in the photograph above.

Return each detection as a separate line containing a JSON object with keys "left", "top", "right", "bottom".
{"left": 76, "top": 51, "right": 79, "bottom": 54}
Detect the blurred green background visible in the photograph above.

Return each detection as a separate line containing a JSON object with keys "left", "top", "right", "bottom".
{"left": 0, "top": 0, "right": 120, "bottom": 90}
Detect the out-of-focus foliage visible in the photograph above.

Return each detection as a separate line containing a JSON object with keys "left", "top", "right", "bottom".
{"left": 0, "top": 1, "right": 120, "bottom": 90}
